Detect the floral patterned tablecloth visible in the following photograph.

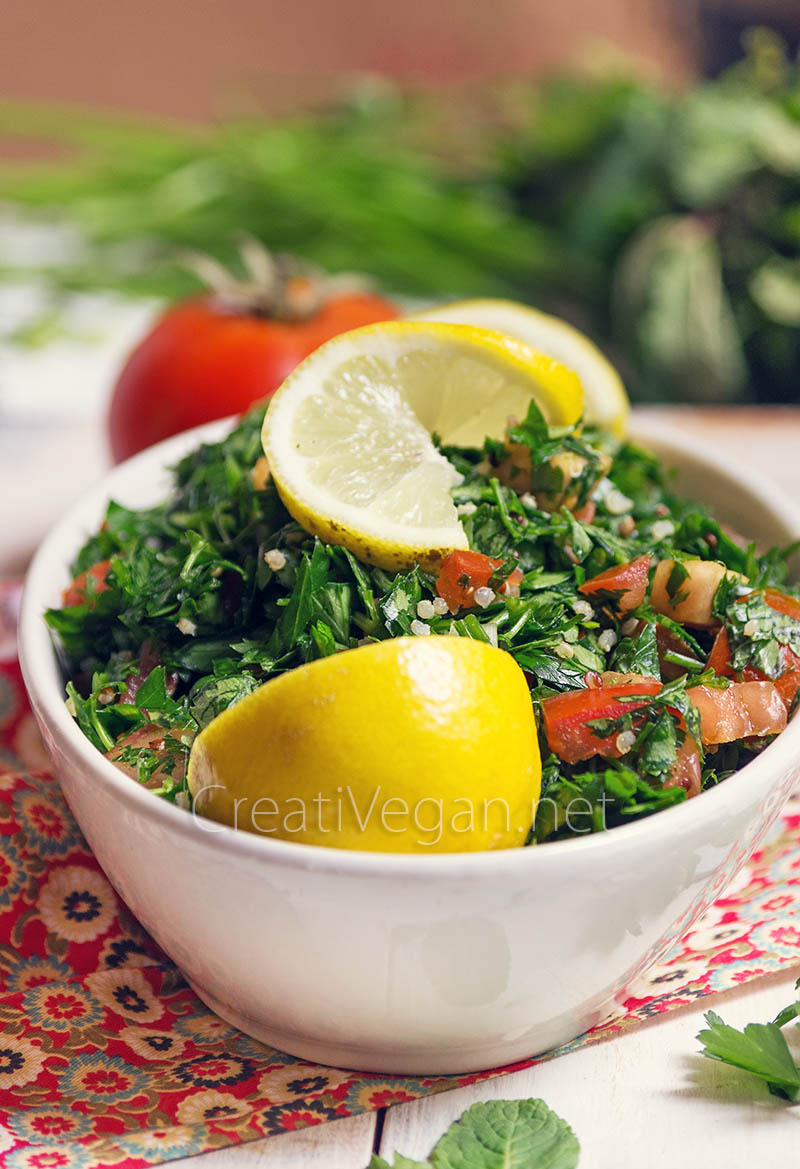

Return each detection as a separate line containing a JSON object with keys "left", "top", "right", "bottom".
{"left": 1, "top": 584, "right": 799, "bottom": 1169}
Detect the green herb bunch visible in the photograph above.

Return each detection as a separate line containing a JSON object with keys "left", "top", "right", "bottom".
{"left": 500, "top": 27, "right": 800, "bottom": 404}
{"left": 4, "top": 31, "right": 800, "bottom": 403}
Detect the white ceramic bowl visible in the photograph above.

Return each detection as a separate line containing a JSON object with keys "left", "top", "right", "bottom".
{"left": 19, "top": 415, "right": 800, "bottom": 1075}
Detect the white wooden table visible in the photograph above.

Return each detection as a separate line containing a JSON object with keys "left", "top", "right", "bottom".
{"left": 2, "top": 305, "right": 799, "bottom": 1166}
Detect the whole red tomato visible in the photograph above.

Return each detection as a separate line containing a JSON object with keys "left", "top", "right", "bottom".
{"left": 108, "top": 260, "right": 398, "bottom": 462}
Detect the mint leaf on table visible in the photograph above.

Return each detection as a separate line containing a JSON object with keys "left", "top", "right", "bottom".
{"left": 697, "top": 998, "right": 800, "bottom": 1102}
{"left": 368, "top": 1155, "right": 432, "bottom": 1169}
{"left": 432, "top": 1099, "right": 579, "bottom": 1168}
{"left": 369, "top": 1099, "right": 579, "bottom": 1169}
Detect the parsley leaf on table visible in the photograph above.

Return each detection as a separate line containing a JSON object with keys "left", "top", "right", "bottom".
{"left": 774, "top": 990, "right": 800, "bottom": 1031}
{"left": 369, "top": 1098, "right": 580, "bottom": 1169}
{"left": 697, "top": 979, "right": 800, "bottom": 1102}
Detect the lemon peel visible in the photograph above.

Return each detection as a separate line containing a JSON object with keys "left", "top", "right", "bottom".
{"left": 188, "top": 636, "right": 541, "bottom": 853}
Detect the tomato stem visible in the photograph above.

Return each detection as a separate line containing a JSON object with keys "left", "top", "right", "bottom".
{"left": 180, "top": 235, "right": 376, "bottom": 323}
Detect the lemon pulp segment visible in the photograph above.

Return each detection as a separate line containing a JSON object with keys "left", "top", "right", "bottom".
{"left": 262, "top": 320, "right": 583, "bottom": 570}
{"left": 412, "top": 298, "right": 629, "bottom": 437}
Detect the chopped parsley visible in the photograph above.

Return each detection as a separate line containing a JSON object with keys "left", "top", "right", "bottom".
{"left": 717, "top": 588, "right": 800, "bottom": 679}
{"left": 47, "top": 402, "right": 799, "bottom": 836}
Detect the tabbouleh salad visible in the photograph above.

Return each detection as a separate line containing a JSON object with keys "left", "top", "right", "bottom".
{"left": 47, "top": 402, "right": 800, "bottom": 843}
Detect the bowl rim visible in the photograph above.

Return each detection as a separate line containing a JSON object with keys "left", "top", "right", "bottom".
{"left": 19, "top": 411, "right": 800, "bottom": 877}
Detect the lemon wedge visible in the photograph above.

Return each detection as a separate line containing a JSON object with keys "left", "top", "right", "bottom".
{"left": 412, "top": 298, "right": 629, "bottom": 438}
{"left": 262, "top": 320, "right": 582, "bottom": 571}
{"left": 188, "top": 637, "right": 541, "bottom": 853}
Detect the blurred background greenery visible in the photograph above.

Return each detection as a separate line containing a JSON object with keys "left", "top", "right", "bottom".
{"left": 2, "top": 1, "right": 800, "bottom": 405}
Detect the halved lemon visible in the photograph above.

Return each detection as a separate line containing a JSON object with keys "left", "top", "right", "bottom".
{"left": 261, "top": 320, "right": 582, "bottom": 571}
{"left": 411, "top": 298, "right": 629, "bottom": 437}
{"left": 188, "top": 637, "right": 541, "bottom": 852}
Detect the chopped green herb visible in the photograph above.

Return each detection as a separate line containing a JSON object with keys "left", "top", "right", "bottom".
{"left": 48, "top": 402, "right": 797, "bottom": 839}
{"left": 721, "top": 591, "right": 800, "bottom": 678}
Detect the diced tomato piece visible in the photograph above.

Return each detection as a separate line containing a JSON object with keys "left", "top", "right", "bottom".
{"left": 706, "top": 590, "right": 800, "bottom": 708}
{"left": 572, "top": 499, "right": 596, "bottom": 525}
{"left": 740, "top": 649, "right": 800, "bottom": 711}
{"left": 579, "top": 554, "right": 650, "bottom": 613}
{"left": 436, "top": 550, "right": 522, "bottom": 614}
{"left": 744, "top": 590, "right": 800, "bottom": 708}
{"left": 664, "top": 737, "right": 702, "bottom": 798}
{"left": 773, "top": 653, "right": 800, "bottom": 709}
{"left": 761, "top": 588, "right": 800, "bottom": 622}
{"left": 540, "top": 677, "right": 662, "bottom": 763}
{"left": 543, "top": 671, "right": 786, "bottom": 773}
{"left": 687, "top": 681, "right": 786, "bottom": 744}
{"left": 436, "top": 550, "right": 498, "bottom": 613}
{"left": 706, "top": 627, "right": 735, "bottom": 677}
{"left": 62, "top": 559, "right": 112, "bottom": 608}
